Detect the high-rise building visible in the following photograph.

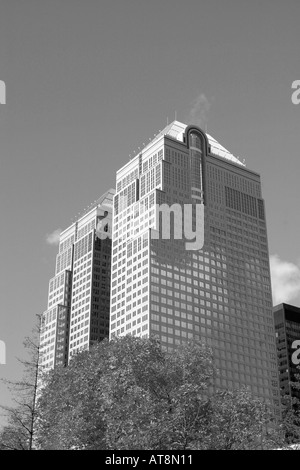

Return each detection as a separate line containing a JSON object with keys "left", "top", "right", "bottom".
{"left": 110, "top": 121, "right": 280, "bottom": 412}
{"left": 40, "top": 189, "right": 115, "bottom": 370}
{"left": 274, "top": 303, "right": 300, "bottom": 402}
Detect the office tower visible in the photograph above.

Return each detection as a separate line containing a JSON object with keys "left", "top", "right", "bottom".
{"left": 110, "top": 121, "right": 280, "bottom": 412}
{"left": 40, "top": 189, "right": 114, "bottom": 370}
{"left": 274, "top": 303, "right": 300, "bottom": 401}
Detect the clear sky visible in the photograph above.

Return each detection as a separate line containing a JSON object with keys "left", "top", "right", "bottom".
{"left": 0, "top": 0, "right": 300, "bottom": 424}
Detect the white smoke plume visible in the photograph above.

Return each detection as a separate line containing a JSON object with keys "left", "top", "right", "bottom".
{"left": 45, "top": 228, "right": 61, "bottom": 246}
{"left": 186, "top": 93, "right": 212, "bottom": 129}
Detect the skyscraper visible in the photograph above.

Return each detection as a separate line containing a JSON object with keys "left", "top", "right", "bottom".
{"left": 274, "top": 303, "right": 300, "bottom": 402}
{"left": 40, "top": 188, "right": 114, "bottom": 370}
{"left": 110, "top": 121, "right": 280, "bottom": 412}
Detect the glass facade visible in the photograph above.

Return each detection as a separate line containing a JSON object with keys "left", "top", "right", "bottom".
{"left": 40, "top": 189, "right": 114, "bottom": 370}
{"left": 110, "top": 121, "right": 280, "bottom": 413}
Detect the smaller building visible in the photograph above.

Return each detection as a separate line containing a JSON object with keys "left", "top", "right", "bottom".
{"left": 39, "top": 188, "right": 115, "bottom": 371}
{"left": 274, "top": 303, "right": 300, "bottom": 402}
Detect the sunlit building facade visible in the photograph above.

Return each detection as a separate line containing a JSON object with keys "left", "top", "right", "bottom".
{"left": 110, "top": 121, "right": 280, "bottom": 412}
{"left": 40, "top": 189, "right": 114, "bottom": 369}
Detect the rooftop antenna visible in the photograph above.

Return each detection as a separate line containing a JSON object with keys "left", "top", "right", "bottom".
{"left": 167, "top": 116, "right": 169, "bottom": 125}
{"left": 175, "top": 110, "right": 177, "bottom": 121}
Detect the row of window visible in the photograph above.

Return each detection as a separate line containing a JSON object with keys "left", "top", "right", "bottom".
{"left": 142, "top": 149, "right": 163, "bottom": 174}
{"left": 117, "top": 167, "right": 139, "bottom": 193}
{"left": 59, "top": 233, "right": 75, "bottom": 254}
{"left": 140, "top": 163, "right": 161, "bottom": 198}
{"left": 77, "top": 219, "right": 96, "bottom": 241}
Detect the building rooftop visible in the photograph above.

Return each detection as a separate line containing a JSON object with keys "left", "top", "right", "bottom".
{"left": 67, "top": 188, "right": 115, "bottom": 229}
{"left": 76, "top": 187, "right": 115, "bottom": 219}
{"left": 141, "top": 120, "right": 245, "bottom": 167}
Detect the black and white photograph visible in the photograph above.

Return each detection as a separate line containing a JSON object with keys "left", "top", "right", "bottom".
{"left": 0, "top": 0, "right": 300, "bottom": 454}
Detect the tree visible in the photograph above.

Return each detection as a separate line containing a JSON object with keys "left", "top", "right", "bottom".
{"left": 36, "top": 335, "right": 281, "bottom": 450}
{"left": 202, "top": 388, "right": 281, "bottom": 450}
{"left": 278, "top": 367, "right": 300, "bottom": 447}
{"left": 96, "top": 337, "right": 215, "bottom": 450}
{"left": 0, "top": 316, "right": 42, "bottom": 450}
{"left": 35, "top": 348, "right": 108, "bottom": 450}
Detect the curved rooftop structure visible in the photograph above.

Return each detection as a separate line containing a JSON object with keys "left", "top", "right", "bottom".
{"left": 141, "top": 120, "right": 245, "bottom": 167}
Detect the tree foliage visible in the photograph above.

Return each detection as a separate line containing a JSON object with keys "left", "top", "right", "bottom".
{"left": 0, "top": 317, "right": 42, "bottom": 450}
{"left": 36, "top": 336, "right": 282, "bottom": 450}
{"left": 278, "top": 367, "right": 300, "bottom": 447}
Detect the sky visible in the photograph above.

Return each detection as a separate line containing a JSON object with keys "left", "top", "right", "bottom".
{"left": 0, "top": 0, "right": 300, "bottom": 424}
